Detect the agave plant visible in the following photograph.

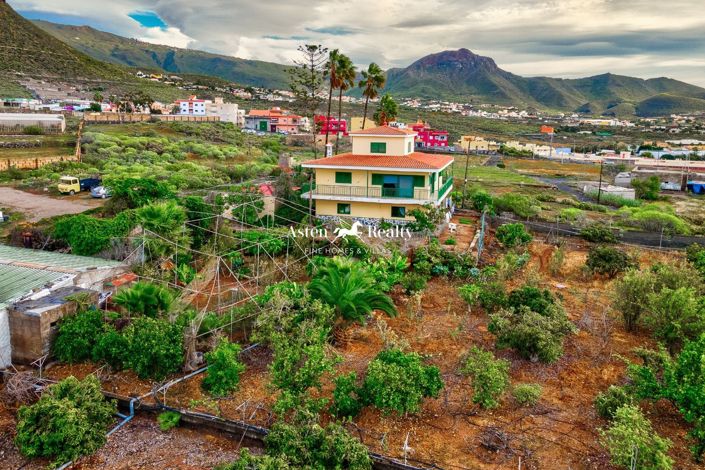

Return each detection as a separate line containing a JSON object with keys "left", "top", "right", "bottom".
{"left": 308, "top": 257, "right": 397, "bottom": 324}
{"left": 113, "top": 281, "right": 174, "bottom": 318}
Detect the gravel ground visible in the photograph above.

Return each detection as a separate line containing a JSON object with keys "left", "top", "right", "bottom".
{"left": 0, "top": 187, "right": 102, "bottom": 222}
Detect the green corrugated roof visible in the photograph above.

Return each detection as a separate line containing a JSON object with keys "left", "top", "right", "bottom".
{"left": 0, "top": 264, "right": 70, "bottom": 309}
{"left": 0, "top": 244, "right": 122, "bottom": 270}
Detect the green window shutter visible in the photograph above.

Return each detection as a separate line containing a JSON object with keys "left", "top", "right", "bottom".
{"left": 335, "top": 172, "right": 352, "bottom": 184}
{"left": 430, "top": 173, "right": 436, "bottom": 192}
{"left": 391, "top": 206, "right": 406, "bottom": 218}
{"left": 370, "top": 142, "right": 387, "bottom": 154}
{"left": 337, "top": 203, "right": 351, "bottom": 215}
{"left": 371, "top": 174, "right": 383, "bottom": 185}
{"left": 412, "top": 175, "right": 425, "bottom": 187}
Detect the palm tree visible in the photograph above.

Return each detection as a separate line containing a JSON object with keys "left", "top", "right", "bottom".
{"left": 334, "top": 54, "right": 356, "bottom": 154}
{"left": 358, "top": 63, "right": 386, "bottom": 130}
{"left": 308, "top": 257, "right": 397, "bottom": 326}
{"left": 113, "top": 281, "right": 174, "bottom": 318}
{"left": 373, "top": 94, "right": 398, "bottom": 126}
{"left": 324, "top": 49, "right": 342, "bottom": 146}
{"left": 136, "top": 201, "right": 191, "bottom": 260}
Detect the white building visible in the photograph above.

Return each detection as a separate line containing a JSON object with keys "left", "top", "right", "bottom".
{"left": 177, "top": 96, "right": 208, "bottom": 116}
{"left": 175, "top": 96, "right": 244, "bottom": 125}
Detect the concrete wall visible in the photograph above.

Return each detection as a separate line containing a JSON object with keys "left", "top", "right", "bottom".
{"left": 351, "top": 135, "right": 414, "bottom": 155}
{"left": 0, "top": 306, "right": 10, "bottom": 368}
{"left": 0, "top": 155, "right": 78, "bottom": 171}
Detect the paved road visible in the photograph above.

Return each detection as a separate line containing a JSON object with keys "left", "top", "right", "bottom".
{"left": 0, "top": 186, "right": 102, "bottom": 222}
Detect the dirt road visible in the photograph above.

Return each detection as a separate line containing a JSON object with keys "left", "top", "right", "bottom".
{"left": 0, "top": 187, "right": 102, "bottom": 222}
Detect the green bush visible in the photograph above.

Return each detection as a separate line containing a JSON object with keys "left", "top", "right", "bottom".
{"left": 202, "top": 338, "right": 246, "bottom": 397}
{"left": 477, "top": 281, "right": 508, "bottom": 311}
{"left": 495, "top": 251, "right": 530, "bottom": 280}
{"left": 53, "top": 310, "right": 106, "bottom": 363}
{"left": 400, "top": 272, "right": 428, "bottom": 294}
{"left": 23, "top": 125, "right": 45, "bottom": 135}
{"left": 586, "top": 246, "right": 635, "bottom": 278}
{"left": 632, "top": 176, "right": 661, "bottom": 201}
{"left": 15, "top": 376, "right": 115, "bottom": 467}
{"left": 361, "top": 349, "right": 443, "bottom": 414}
{"left": 122, "top": 317, "right": 184, "bottom": 380}
{"left": 580, "top": 224, "right": 617, "bottom": 243}
{"left": 471, "top": 190, "right": 494, "bottom": 212}
{"left": 444, "top": 237, "right": 457, "bottom": 245}
{"left": 330, "top": 372, "right": 364, "bottom": 419}
{"left": 495, "top": 223, "right": 532, "bottom": 248}
{"left": 113, "top": 281, "right": 174, "bottom": 318}
{"left": 686, "top": 243, "right": 705, "bottom": 278}
{"left": 458, "top": 284, "right": 482, "bottom": 307}
{"left": 494, "top": 194, "right": 539, "bottom": 218}
{"left": 53, "top": 211, "right": 137, "bottom": 256}
{"left": 218, "top": 448, "right": 291, "bottom": 469}
{"left": 92, "top": 327, "right": 129, "bottom": 370}
{"left": 594, "top": 385, "right": 634, "bottom": 420}
{"left": 644, "top": 287, "right": 705, "bottom": 353}
{"left": 512, "top": 383, "right": 542, "bottom": 407}
{"left": 559, "top": 208, "right": 584, "bottom": 222}
{"left": 600, "top": 404, "right": 673, "bottom": 470}
{"left": 507, "top": 286, "right": 555, "bottom": 316}
{"left": 489, "top": 304, "right": 576, "bottom": 363}
{"left": 157, "top": 411, "right": 181, "bottom": 431}
{"left": 461, "top": 346, "right": 510, "bottom": 409}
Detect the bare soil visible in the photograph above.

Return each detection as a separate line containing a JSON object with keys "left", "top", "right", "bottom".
{"left": 0, "top": 187, "right": 102, "bottom": 222}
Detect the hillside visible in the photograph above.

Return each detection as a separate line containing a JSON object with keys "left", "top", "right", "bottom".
{"left": 0, "top": 1, "right": 129, "bottom": 80}
{"left": 383, "top": 49, "right": 705, "bottom": 116}
{"left": 34, "top": 20, "right": 291, "bottom": 89}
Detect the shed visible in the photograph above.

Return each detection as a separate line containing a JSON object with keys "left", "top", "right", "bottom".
{"left": 0, "top": 113, "right": 66, "bottom": 134}
{"left": 614, "top": 172, "right": 633, "bottom": 187}
{"left": 582, "top": 182, "right": 636, "bottom": 200}
{"left": 0, "top": 244, "right": 126, "bottom": 368}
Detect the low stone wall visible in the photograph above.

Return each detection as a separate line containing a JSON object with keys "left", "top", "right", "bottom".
{"left": 0, "top": 154, "right": 78, "bottom": 171}
{"left": 84, "top": 113, "right": 220, "bottom": 123}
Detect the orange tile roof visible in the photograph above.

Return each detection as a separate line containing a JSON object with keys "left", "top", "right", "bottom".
{"left": 348, "top": 125, "right": 417, "bottom": 136}
{"left": 247, "top": 109, "right": 301, "bottom": 119}
{"left": 302, "top": 152, "right": 453, "bottom": 170}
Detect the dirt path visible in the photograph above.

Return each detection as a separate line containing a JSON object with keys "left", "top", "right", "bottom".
{"left": 0, "top": 187, "right": 102, "bottom": 222}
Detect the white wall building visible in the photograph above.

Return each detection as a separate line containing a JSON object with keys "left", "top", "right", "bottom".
{"left": 175, "top": 96, "right": 244, "bottom": 125}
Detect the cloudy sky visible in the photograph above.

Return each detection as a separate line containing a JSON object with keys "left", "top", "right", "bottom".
{"left": 10, "top": 0, "right": 705, "bottom": 86}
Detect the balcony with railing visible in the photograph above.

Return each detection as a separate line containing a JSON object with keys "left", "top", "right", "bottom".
{"left": 305, "top": 183, "right": 453, "bottom": 202}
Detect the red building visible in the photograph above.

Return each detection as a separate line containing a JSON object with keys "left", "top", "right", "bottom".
{"left": 315, "top": 115, "right": 348, "bottom": 136}
{"left": 410, "top": 120, "right": 449, "bottom": 148}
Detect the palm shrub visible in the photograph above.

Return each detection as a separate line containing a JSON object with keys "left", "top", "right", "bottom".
{"left": 495, "top": 223, "right": 532, "bottom": 248}
{"left": 202, "top": 338, "right": 246, "bottom": 397}
{"left": 113, "top": 281, "right": 174, "bottom": 317}
{"left": 136, "top": 200, "right": 191, "bottom": 259}
{"left": 586, "top": 246, "right": 635, "bottom": 278}
{"left": 599, "top": 404, "right": 673, "bottom": 470}
{"left": 15, "top": 376, "right": 115, "bottom": 467}
{"left": 489, "top": 304, "right": 576, "bottom": 363}
{"left": 308, "top": 257, "right": 397, "bottom": 324}
{"left": 360, "top": 349, "right": 443, "bottom": 414}
{"left": 461, "top": 346, "right": 510, "bottom": 409}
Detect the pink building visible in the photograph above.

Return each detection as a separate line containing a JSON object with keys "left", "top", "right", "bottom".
{"left": 410, "top": 120, "right": 449, "bottom": 148}
{"left": 315, "top": 115, "right": 348, "bottom": 136}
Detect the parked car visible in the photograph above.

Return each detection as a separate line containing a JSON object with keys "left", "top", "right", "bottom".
{"left": 90, "top": 186, "right": 112, "bottom": 199}
{"left": 58, "top": 176, "right": 102, "bottom": 195}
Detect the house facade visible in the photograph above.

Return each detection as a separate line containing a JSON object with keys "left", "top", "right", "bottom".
{"left": 410, "top": 120, "right": 449, "bottom": 149}
{"left": 315, "top": 115, "right": 348, "bottom": 136}
{"left": 245, "top": 107, "right": 303, "bottom": 133}
{"left": 301, "top": 126, "right": 454, "bottom": 222}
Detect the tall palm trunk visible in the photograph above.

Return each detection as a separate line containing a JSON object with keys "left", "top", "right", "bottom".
{"left": 325, "top": 84, "right": 334, "bottom": 145}
{"left": 362, "top": 94, "right": 370, "bottom": 130}
{"left": 335, "top": 87, "right": 344, "bottom": 154}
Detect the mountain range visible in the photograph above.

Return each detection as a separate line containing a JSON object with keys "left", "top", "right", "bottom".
{"left": 2, "top": 1, "right": 704, "bottom": 117}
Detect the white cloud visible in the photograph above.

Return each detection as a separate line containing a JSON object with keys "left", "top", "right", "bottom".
{"left": 7, "top": 0, "right": 705, "bottom": 86}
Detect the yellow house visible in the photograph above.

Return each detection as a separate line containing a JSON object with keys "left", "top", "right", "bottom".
{"left": 457, "top": 135, "right": 500, "bottom": 152}
{"left": 301, "top": 126, "right": 454, "bottom": 221}
{"left": 349, "top": 116, "right": 377, "bottom": 132}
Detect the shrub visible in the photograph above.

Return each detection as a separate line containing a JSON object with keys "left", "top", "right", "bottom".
{"left": 218, "top": 448, "right": 291, "bottom": 469}
{"left": 495, "top": 223, "right": 532, "bottom": 248}
{"left": 23, "top": 125, "right": 44, "bottom": 135}
{"left": 113, "top": 281, "right": 174, "bottom": 318}
{"left": 157, "top": 411, "right": 181, "bottom": 431}
{"left": 461, "top": 346, "right": 510, "bottom": 409}
{"left": 495, "top": 251, "right": 530, "bottom": 280}
{"left": 458, "top": 284, "right": 482, "bottom": 307}
{"left": 594, "top": 385, "right": 634, "bottom": 420}
{"left": 471, "top": 190, "right": 493, "bottom": 212}
{"left": 444, "top": 237, "right": 457, "bottom": 245}
{"left": 580, "top": 224, "right": 617, "bottom": 243}
{"left": 15, "top": 376, "right": 115, "bottom": 467}
{"left": 644, "top": 287, "right": 705, "bottom": 354}
{"left": 507, "top": 286, "right": 555, "bottom": 316}
{"left": 494, "top": 194, "right": 539, "bottom": 218}
{"left": 559, "top": 208, "right": 584, "bottom": 222}
{"left": 600, "top": 404, "right": 673, "bottom": 470}
{"left": 361, "top": 349, "right": 443, "bottom": 414}
{"left": 122, "top": 317, "right": 184, "bottom": 380}
{"left": 92, "top": 327, "right": 129, "bottom": 370}
{"left": 512, "top": 383, "right": 542, "bottom": 407}
{"left": 202, "top": 338, "right": 246, "bottom": 397}
{"left": 631, "top": 176, "right": 661, "bottom": 201}
{"left": 477, "top": 281, "right": 508, "bottom": 311}
{"left": 53, "top": 309, "right": 106, "bottom": 363}
{"left": 586, "top": 246, "right": 635, "bottom": 278}
{"left": 400, "top": 272, "right": 428, "bottom": 294}
{"left": 331, "top": 372, "right": 364, "bottom": 419}
{"left": 686, "top": 243, "right": 705, "bottom": 278}
{"left": 489, "top": 305, "right": 576, "bottom": 363}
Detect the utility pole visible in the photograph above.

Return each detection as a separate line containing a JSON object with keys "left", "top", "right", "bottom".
{"left": 597, "top": 160, "right": 604, "bottom": 204}
{"left": 461, "top": 141, "right": 470, "bottom": 209}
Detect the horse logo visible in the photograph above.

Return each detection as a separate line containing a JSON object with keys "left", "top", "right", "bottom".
{"left": 333, "top": 221, "right": 363, "bottom": 242}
